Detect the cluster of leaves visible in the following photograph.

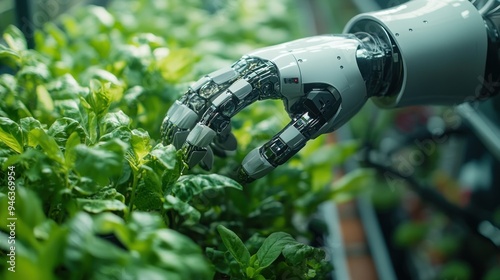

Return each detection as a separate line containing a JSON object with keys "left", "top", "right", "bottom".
{"left": 0, "top": 0, "right": 370, "bottom": 278}
{"left": 0, "top": 23, "right": 239, "bottom": 278}
{"left": 32, "top": 6, "right": 197, "bottom": 139}
{"left": 0, "top": 188, "right": 213, "bottom": 280}
{"left": 211, "top": 225, "right": 331, "bottom": 279}
{"left": 106, "top": 0, "right": 306, "bottom": 65}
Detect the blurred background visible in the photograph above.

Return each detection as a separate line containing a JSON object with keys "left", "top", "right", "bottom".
{"left": 2, "top": 0, "right": 500, "bottom": 279}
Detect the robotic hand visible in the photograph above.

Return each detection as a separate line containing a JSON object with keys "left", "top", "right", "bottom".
{"left": 161, "top": 0, "right": 500, "bottom": 183}
{"left": 160, "top": 33, "right": 388, "bottom": 183}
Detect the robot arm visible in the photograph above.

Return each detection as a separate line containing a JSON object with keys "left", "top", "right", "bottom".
{"left": 161, "top": 0, "right": 500, "bottom": 183}
{"left": 161, "top": 34, "right": 386, "bottom": 182}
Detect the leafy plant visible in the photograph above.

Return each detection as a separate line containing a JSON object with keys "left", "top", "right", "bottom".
{"left": 211, "top": 225, "right": 331, "bottom": 279}
{"left": 0, "top": 187, "right": 214, "bottom": 280}
{"left": 0, "top": 0, "right": 368, "bottom": 278}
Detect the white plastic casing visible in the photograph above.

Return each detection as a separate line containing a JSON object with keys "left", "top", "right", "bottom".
{"left": 344, "top": 0, "right": 488, "bottom": 108}
{"left": 248, "top": 35, "right": 368, "bottom": 135}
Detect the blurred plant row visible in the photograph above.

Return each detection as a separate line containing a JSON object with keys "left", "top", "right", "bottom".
{"left": 0, "top": 0, "right": 368, "bottom": 279}
{"left": 351, "top": 102, "right": 500, "bottom": 280}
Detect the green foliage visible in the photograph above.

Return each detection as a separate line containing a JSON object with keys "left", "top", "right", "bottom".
{"left": 217, "top": 224, "right": 251, "bottom": 268}
{"left": 0, "top": 117, "right": 23, "bottom": 154}
{"left": 0, "top": 0, "right": 362, "bottom": 278}
{"left": 212, "top": 225, "right": 331, "bottom": 279}
{"left": 0, "top": 188, "right": 212, "bottom": 280}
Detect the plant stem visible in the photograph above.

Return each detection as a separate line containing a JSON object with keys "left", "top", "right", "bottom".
{"left": 127, "top": 169, "right": 139, "bottom": 221}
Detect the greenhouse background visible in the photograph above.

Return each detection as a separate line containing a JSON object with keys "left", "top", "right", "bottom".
{"left": 1, "top": 0, "right": 500, "bottom": 279}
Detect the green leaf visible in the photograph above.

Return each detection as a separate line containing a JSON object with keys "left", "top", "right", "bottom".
{"left": 158, "top": 49, "right": 198, "bottom": 83}
{"left": 0, "top": 117, "right": 23, "bottom": 153}
{"left": 206, "top": 248, "right": 230, "bottom": 274}
{"left": 74, "top": 139, "right": 127, "bottom": 186}
{"left": 246, "top": 267, "right": 256, "bottom": 278}
{"left": 28, "top": 127, "right": 63, "bottom": 164}
{"left": 65, "top": 213, "right": 129, "bottom": 270}
{"left": 130, "top": 128, "right": 151, "bottom": 164}
{"left": 123, "top": 85, "right": 145, "bottom": 106}
{"left": 131, "top": 33, "right": 165, "bottom": 48}
{"left": 0, "top": 44, "right": 20, "bottom": 65}
{"left": 163, "top": 195, "right": 201, "bottom": 226}
{"left": 92, "top": 212, "right": 129, "bottom": 244}
{"left": 17, "top": 63, "right": 50, "bottom": 82}
{"left": 86, "top": 68, "right": 121, "bottom": 86}
{"left": 173, "top": 174, "right": 242, "bottom": 201}
{"left": 88, "top": 5, "right": 115, "bottom": 28}
{"left": 37, "top": 222, "right": 68, "bottom": 274}
{"left": 46, "top": 74, "right": 88, "bottom": 100}
{"left": 282, "top": 242, "right": 326, "bottom": 266}
{"left": 132, "top": 267, "right": 184, "bottom": 280}
{"left": 87, "top": 111, "right": 98, "bottom": 144}
{"left": 150, "top": 144, "right": 181, "bottom": 192}
{"left": 0, "top": 73, "right": 17, "bottom": 93}
{"left": 100, "top": 125, "right": 131, "bottom": 143}
{"left": 54, "top": 100, "right": 84, "bottom": 123}
{"left": 100, "top": 110, "right": 130, "bottom": 135}
{"left": 247, "top": 199, "right": 283, "bottom": 219}
{"left": 36, "top": 85, "right": 55, "bottom": 112}
{"left": 90, "top": 186, "right": 126, "bottom": 202}
{"left": 133, "top": 165, "right": 163, "bottom": 211}
{"left": 2, "top": 148, "right": 42, "bottom": 179}
{"left": 85, "top": 79, "right": 112, "bottom": 118}
{"left": 64, "top": 132, "right": 81, "bottom": 169}
{"left": 0, "top": 187, "right": 46, "bottom": 231}
{"left": 255, "top": 232, "right": 294, "bottom": 269}
{"left": 151, "top": 229, "right": 213, "bottom": 279}
{"left": 217, "top": 225, "right": 250, "bottom": 267}
{"left": 3, "top": 25, "right": 27, "bottom": 52}
{"left": 76, "top": 198, "right": 127, "bottom": 213}
{"left": 150, "top": 143, "right": 177, "bottom": 170}
{"left": 19, "top": 117, "right": 42, "bottom": 138}
{"left": 90, "top": 33, "right": 111, "bottom": 58}
{"left": 128, "top": 211, "right": 165, "bottom": 236}
{"left": 45, "top": 22, "right": 67, "bottom": 47}
{"left": 47, "top": 117, "right": 87, "bottom": 147}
